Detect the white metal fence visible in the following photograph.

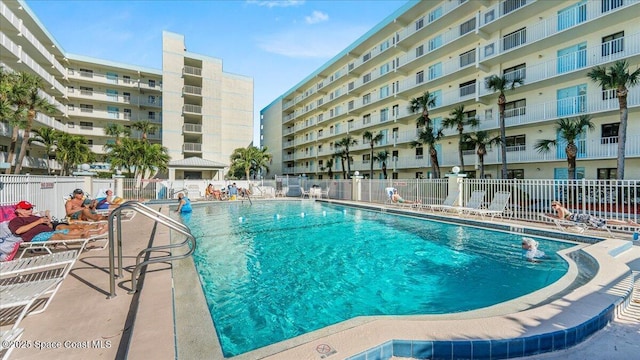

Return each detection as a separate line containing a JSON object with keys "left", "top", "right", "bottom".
{"left": 1, "top": 175, "right": 637, "bottom": 226}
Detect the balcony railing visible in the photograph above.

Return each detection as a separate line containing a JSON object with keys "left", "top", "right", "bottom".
{"left": 183, "top": 123, "right": 202, "bottom": 133}
{"left": 183, "top": 104, "right": 202, "bottom": 114}
{"left": 183, "top": 66, "right": 202, "bottom": 77}
{"left": 183, "top": 142, "right": 202, "bottom": 152}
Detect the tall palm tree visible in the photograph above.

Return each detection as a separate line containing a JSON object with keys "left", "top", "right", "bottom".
{"left": 325, "top": 158, "right": 334, "bottom": 179}
{"left": 587, "top": 60, "right": 640, "bottom": 179}
{"left": 534, "top": 115, "right": 594, "bottom": 180}
{"left": 131, "top": 120, "right": 157, "bottom": 142}
{"left": 485, "top": 74, "right": 523, "bottom": 179}
{"left": 334, "top": 150, "right": 347, "bottom": 179}
{"left": 14, "top": 73, "right": 57, "bottom": 174}
{"left": 106, "top": 137, "right": 139, "bottom": 177}
{"left": 135, "top": 142, "right": 170, "bottom": 179}
{"left": 442, "top": 105, "right": 479, "bottom": 172}
{"left": 374, "top": 150, "right": 390, "bottom": 179}
{"left": 463, "top": 131, "right": 501, "bottom": 179}
{"left": 54, "top": 133, "right": 94, "bottom": 176}
{"left": 411, "top": 127, "right": 444, "bottom": 179}
{"left": 2, "top": 70, "right": 29, "bottom": 174}
{"left": 409, "top": 91, "right": 442, "bottom": 177}
{"left": 363, "top": 130, "right": 383, "bottom": 179}
{"left": 104, "top": 123, "right": 131, "bottom": 146}
{"left": 229, "top": 145, "right": 273, "bottom": 180}
{"left": 29, "top": 127, "right": 58, "bottom": 175}
{"left": 249, "top": 146, "right": 273, "bottom": 179}
{"left": 335, "top": 136, "right": 357, "bottom": 178}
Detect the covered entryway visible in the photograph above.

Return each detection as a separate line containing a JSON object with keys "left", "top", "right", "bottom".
{"left": 167, "top": 157, "right": 227, "bottom": 180}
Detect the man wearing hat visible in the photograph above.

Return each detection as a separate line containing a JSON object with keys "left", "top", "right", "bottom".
{"left": 9, "top": 201, "right": 106, "bottom": 243}
{"left": 65, "top": 189, "right": 108, "bottom": 222}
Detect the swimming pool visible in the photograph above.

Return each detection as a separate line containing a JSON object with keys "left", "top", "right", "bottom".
{"left": 184, "top": 201, "right": 574, "bottom": 357}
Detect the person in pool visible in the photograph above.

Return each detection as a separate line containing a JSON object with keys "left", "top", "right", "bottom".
{"left": 521, "top": 237, "right": 545, "bottom": 262}
{"left": 550, "top": 200, "right": 639, "bottom": 228}
{"left": 176, "top": 193, "right": 192, "bottom": 213}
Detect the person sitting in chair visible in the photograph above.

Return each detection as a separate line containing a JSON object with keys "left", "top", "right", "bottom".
{"left": 550, "top": 200, "right": 639, "bottom": 228}
{"left": 10, "top": 201, "right": 107, "bottom": 242}
{"left": 65, "top": 189, "right": 108, "bottom": 222}
{"left": 391, "top": 189, "right": 419, "bottom": 204}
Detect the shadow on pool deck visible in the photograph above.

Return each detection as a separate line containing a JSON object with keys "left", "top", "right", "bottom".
{"left": 2, "top": 199, "right": 639, "bottom": 360}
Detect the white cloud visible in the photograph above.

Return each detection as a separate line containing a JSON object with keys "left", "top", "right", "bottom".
{"left": 305, "top": 10, "right": 328, "bottom": 24}
{"left": 246, "top": 0, "right": 305, "bottom": 8}
{"left": 256, "top": 24, "right": 369, "bottom": 58}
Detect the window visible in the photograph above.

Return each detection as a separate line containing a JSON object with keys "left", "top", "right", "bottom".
{"left": 330, "top": 125, "right": 334, "bottom": 134}
{"left": 148, "top": 79, "right": 156, "bottom": 88}
{"left": 504, "top": 63, "right": 526, "bottom": 81}
{"left": 459, "top": 80, "right": 476, "bottom": 97}
{"left": 123, "top": 75, "right": 131, "bottom": 84}
{"left": 124, "top": 109, "right": 131, "bottom": 119}
{"left": 602, "top": 0, "right": 623, "bottom": 13}
{"left": 0, "top": 145, "right": 7, "bottom": 152}
{"left": 363, "top": 114, "right": 371, "bottom": 125}
{"left": 380, "top": 63, "right": 390, "bottom": 75}
{"left": 392, "top": 150, "right": 399, "bottom": 161}
{"left": 429, "top": 35, "right": 442, "bottom": 51}
{"left": 68, "top": 104, "right": 75, "bottom": 111}
{"left": 348, "top": 100, "right": 354, "bottom": 110}
{"left": 415, "top": 172, "right": 424, "bottom": 179}
{"left": 80, "top": 86, "right": 93, "bottom": 96}
{"left": 415, "top": 147, "right": 424, "bottom": 159}
{"left": 415, "top": 45, "right": 424, "bottom": 57}
{"left": 502, "top": 0, "right": 526, "bottom": 15}
{"left": 379, "top": 85, "right": 389, "bottom": 99}
{"left": 459, "top": 49, "right": 475, "bottom": 67}
{"left": 485, "top": 109, "right": 493, "bottom": 120}
{"left": 123, "top": 92, "right": 131, "bottom": 102}
{"left": 602, "top": 86, "right": 617, "bottom": 100}
{"left": 558, "top": 43, "right": 587, "bottom": 73}
{"left": 363, "top": 52, "right": 371, "bottom": 62}
{"left": 148, "top": 95, "right": 156, "bottom": 104}
{"left": 505, "top": 135, "right": 526, "bottom": 151}
{"left": 429, "top": 7, "right": 443, "bottom": 22}
{"left": 597, "top": 168, "right": 617, "bottom": 179}
{"left": 484, "top": 10, "right": 495, "bottom": 24}
{"left": 416, "top": 71, "right": 424, "bottom": 84}
{"left": 87, "top": 140, "right": 94, "bottom": 146}
{"left": 429, "top": 63, "right": 442, "bottom": 80}
{"left": 362, "top": 154, "right": 371, "bottom": 164}
{"left": 318, "top": 129, "right": 324, "bottom": 138}
{"left": 317, "top": 98, "right": 323, "bottom": 107}
{"left": 79, "top": 68, "right": 93, "bottom": 77}
{"left": 67, "top": 68, "right": 75, "bottom": 75}
{"left": 415, "top": 17, "right": 424, "bottom": 30}
{"left": 392, "top": 105, "right": 399, "bottom": 117}
{"left": 107, "top": 106, "right": 119, "bottom": 119}
{"left": 504, "top": 99, "right": 526, "bottom": 117}
{"left": 363, "top": 73, "right": 371, "bottom": 83}
{"left": 392, "top": 127, "right": 399, "bottom": 139}
{"left": 67, "top": 122, "right": 75, "bottom": 128}
{"left": 348, "top": 82, "right": 355, "bottom": 91}
{"left": 503, "top": 28, "right": 526, "bottom": 51}
{"left": 106, "top": 72, "right": 118, "bottom": 83}
{"left": 380, "top": 108, "right": 389, "bottom": 122}
{"left": 380, "top": 40, "right": 389, "bottom": 52}
{"left": 148, "top": 111, "right": 156, "bottom": 121}
{"left": 107, "top": 89, "right": 118, "bottom": 100}
{"left": 602, "top": 31, "right": 624, "bottom": 57}
{"left": 459, "top": 18, "right": 476, "bottom": 35}
{"left": 506, "top": 169, "right": 525, "bottom": 179}
{"left": 79, "top": 104, "right": 93, "bottom": 113}
{"left": 68, "top": 86, "right": 74, "bottom": 93}
{"left": 363, "top": 93, "right": 371, "bottom": 105}
{"left": 601, "top": 123, "right": 619, "bottom": 143}
{"left": 79, "top": 121, "right": 93, "bottom": 130}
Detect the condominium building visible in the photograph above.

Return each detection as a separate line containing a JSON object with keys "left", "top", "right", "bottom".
{"left": 261, "top": 0, "right": 640, "bottom": 180}
{"left": 0, "top": 0, "right": 253, "bottom": 179}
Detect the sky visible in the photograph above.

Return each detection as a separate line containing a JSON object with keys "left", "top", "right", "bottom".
{"left": 25, "top": 0, "right": 408, "bottom": 145}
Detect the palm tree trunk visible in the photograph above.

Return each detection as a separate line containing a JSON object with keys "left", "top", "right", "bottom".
{"left": 430, "top": 146, "right": 440, "bottom": 178}
{"left": 14, "top": 109, "right": 34, "bottom": 174}
{"left": 382, "top": 162, "right": 387, "bottom": 179}
{"left": 458, "top": 132, "right": 465, "bottom": 171}
{"left": 499, "top": 107, "right": 508, "bottom": 179}
{"left": 370, "top": 145, "right": 374, "bottom": 179}
{"left": 617, "top": 99, "right": 628, "bottom": 179}
{"left": 5, "top": 127, "right": 19, "bottom": 174}
{"left": 479, "top": 156, "right": 485, "bottom": 179}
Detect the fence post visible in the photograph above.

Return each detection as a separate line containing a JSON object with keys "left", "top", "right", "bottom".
{"left": 114, "top": 177, "right": 124, "bottom": 198}
{"left": 352, "top": 172, "right": 363, "bottom": 201}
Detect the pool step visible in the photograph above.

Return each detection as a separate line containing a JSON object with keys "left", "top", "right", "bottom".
{"left": 609, "top": 239, "right": 634, "bottom": 258}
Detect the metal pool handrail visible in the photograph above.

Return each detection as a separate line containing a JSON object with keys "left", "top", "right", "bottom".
{"left": 107, "top": 201, "right": 196, "bottom": 298}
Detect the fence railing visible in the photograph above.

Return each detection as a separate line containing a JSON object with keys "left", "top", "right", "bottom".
{"left": 1, "top": 175, "right": 637, "bottom": 226}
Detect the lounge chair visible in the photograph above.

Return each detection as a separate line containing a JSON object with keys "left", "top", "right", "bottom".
{"left": 0, "top": 250, "right": 77, "bottom": 330}
{"left": 421, "top": 191, "right": 460, "bottom": 212}
{"left": 539, "top": 213, "right": 615, "bottom": 236}
{"left": 451, "top": 190, "right": 486, "bottom": 214}
{"left": 385, "top": 187, "right": 420, "bottom": 208}
{"left": 1, "top": 328, "right": 24, "bottom": 360}
{"left": 462, "top": 191, "right": 512, "bottom": 220}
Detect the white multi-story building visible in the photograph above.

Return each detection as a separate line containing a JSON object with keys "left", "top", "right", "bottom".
{"left": 0, "top": 0, "right": 253, "bottom": 180}
{"left": 261, "top": 0, "right": 640, "bottom": 180}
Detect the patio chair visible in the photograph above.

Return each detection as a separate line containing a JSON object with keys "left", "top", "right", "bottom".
{"left": 320, "top": 187, "right": 330, "bottom": 199}
{"left": 385, "top": 187, "right": 396, "bottom": 205}
{"left": 18, "top": 232, "right": 108, "bottom": 258}
{"left": 0, "top": 250, "right": 77, "bottom": 330}
{"left": 1, "top": 328, "right": 24, "bottom": 360}
{"left": 539, "top": 213, "right": 615, "bottom": 236}
{"left": 461, "top": 191, "right": 512, "bottom": 220}
{"left": 453, "top": 190, "right": 486, "bottom": 214}
{"left": 421, "top": 191, "right": 460, "bottom": 212}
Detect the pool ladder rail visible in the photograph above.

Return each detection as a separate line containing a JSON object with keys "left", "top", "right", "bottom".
{"left": 107, "top": 201, "right": 196, "bottom": 298}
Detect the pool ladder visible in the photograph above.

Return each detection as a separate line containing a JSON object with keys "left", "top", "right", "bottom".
{"left": 107, "top": 201, "right": 196, "bottom": 298}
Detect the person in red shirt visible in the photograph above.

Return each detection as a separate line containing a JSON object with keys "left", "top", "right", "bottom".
{"left": 9, "top": 201, "right": 106, "bottom": 242}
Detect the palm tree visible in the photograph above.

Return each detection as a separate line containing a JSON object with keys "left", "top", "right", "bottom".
{"left": 131, "top": 120, "right": 157, "bottom": 142}
{"left": 14, "top": 73, "right": 57, "bottom": 174}
{"left": 54, "top": 133, "right": 95, "bottom": 176}
{"left": 485, "top": 74, "right": 523, "bottom": 179}
{"left": 229, "top": 145, "right": 273, "bottom": 180}
{"left": 587, "top": 60, "right": 640, "bottom": 179}
{"left": 135, "top": 142, "right": 170, "bottom": 179}
{"left": 463, "top": 131, "right": 501, "bottom": 179}
{"left": 104, "top": 123, "right": 131, "bottom": 146}
{"left": 29, "top": 127, "right": 58, "bottom": 174}
{"left": 374, "top": 150, "right": 390, "bottom": 179}
{"left": 2, "top": 70, "right": 29, "bottom": 174}
{"left": 334, "top": 150, "right": 347, "bottom": 179}
{"left": 335, "top": 136, "right": 358, "bottom": 178}
{"left": 411, "top": 127, "right": 444, "bottom": 179}
{"left": 325, "top": 158, "right": 334, "bottom": 179}
{"left": 363, "top": 130, "right": 383, "bottom": 179}
{"left": 249, "top": 146, "right": 273, "bottom": 179}
{"left": 534, "top": 115, "right": 594, "bottom": 180}
{"left": 442, "top": 105, "right": 479, "bottom": 172}
{"left": 409, "top": 91, "right": 442, "bottom": 177}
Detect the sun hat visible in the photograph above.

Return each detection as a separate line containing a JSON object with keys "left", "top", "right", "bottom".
{"left": 15, "top": 200, "right": 34, "bottom": 210}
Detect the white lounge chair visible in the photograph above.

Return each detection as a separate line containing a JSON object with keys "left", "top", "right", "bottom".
{"left": 462, "top": 191, "right": 512, "bottom": 220}
{"left": 452, "top": 190, "right": 486, "bottom": 214}
{"left": 539, "top": 213, "right": 615, "bottom": 236}
{"left": 0, "top": 328, "right": 24, "bottom": 360}
{"left": 421, "top": 191, "right": 460, "bottom": 212}
{"left": 0, "top": 250, "right": 77, "bottom": 330}
{"left": 18, "top": 232, "right": 107, "bottom": 258}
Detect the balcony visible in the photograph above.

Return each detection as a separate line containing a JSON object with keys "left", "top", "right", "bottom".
{"left": 183, "top": 123, "right": 202, "bottom": 133}
{"left": 183, "top": 66, "right": 202, "bottom": 77}
{"left": 183, "top": 104, "right": 202, "bottom": 114}
{"left": 183, "top": 85, "right": 202, "bottom": 96}
{"left": 183, "top": 142, "right": 202, "bottom": 153}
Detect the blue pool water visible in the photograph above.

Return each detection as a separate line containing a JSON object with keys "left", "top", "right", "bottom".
{"left": 182, "top": 201, "right": 574, "bottom": 357}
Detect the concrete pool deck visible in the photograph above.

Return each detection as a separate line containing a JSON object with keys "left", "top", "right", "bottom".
{"left": 2, "top": 199, "right": 639, "bottom": 360}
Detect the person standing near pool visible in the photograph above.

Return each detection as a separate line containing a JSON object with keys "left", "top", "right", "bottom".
{"left": 176, "top": 193, "right": 192, "bottom": 213}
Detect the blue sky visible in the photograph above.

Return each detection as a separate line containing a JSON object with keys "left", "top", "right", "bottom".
{"left": 26, "top": 0, "right": 407, "bottom": 144}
